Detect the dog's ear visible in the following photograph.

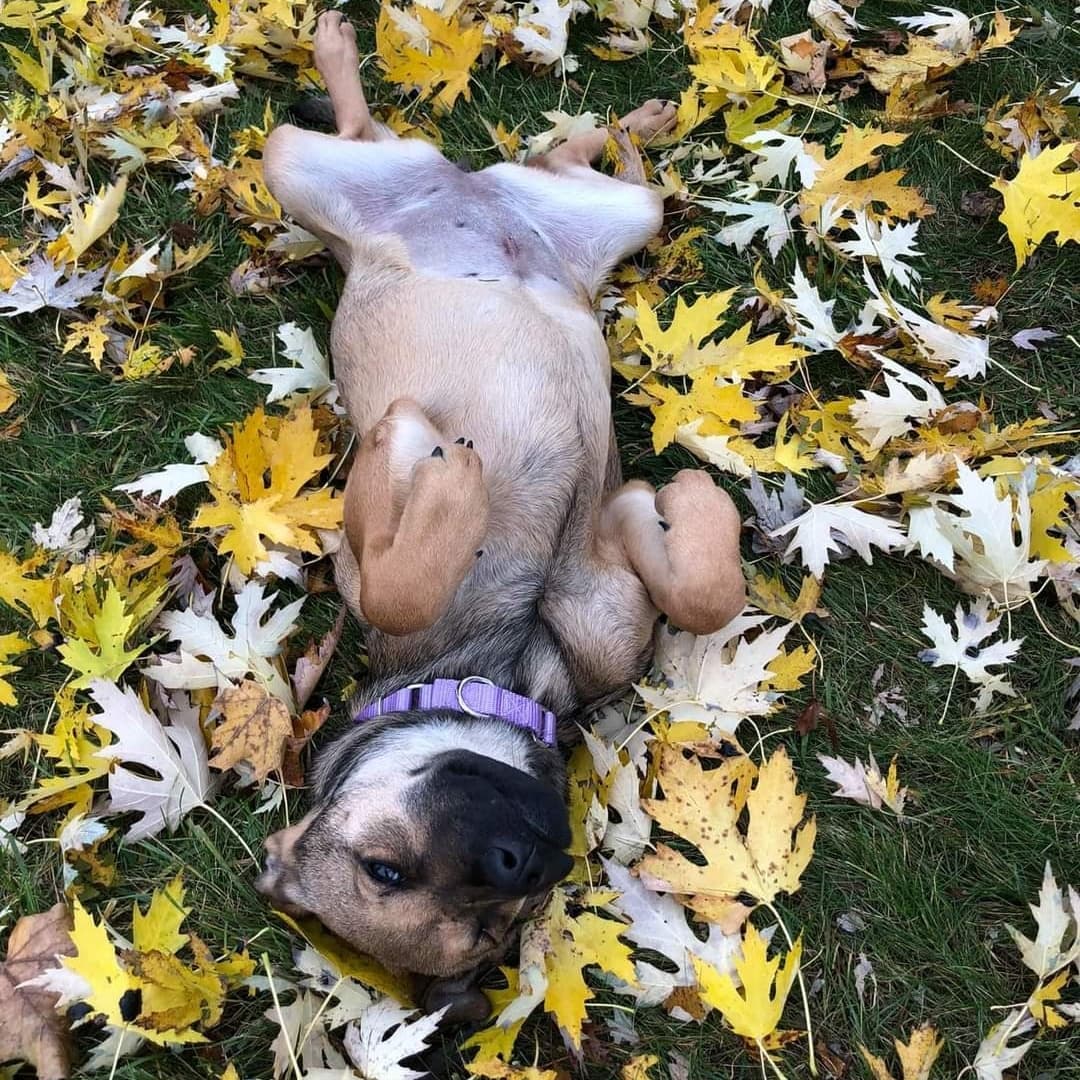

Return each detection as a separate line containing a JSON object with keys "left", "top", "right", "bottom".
{"left": 255, "top": 813, "right": 317, "bottom": 915}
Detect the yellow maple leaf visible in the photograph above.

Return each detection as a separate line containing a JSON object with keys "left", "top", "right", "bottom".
{"left": 1028, "top": 969, "right": 1071, "bottom": 1029}
{"left": 1028, "top": 473, "right": 1080, "bottom": 563}
{"left": 376, "top": 4, "right": 483, "bottom": 115}
{"left": 62, "top": 899, "right": 142, "bottom": 1031}
{"left": 192, "top": 406, "right": 342, "bottom": 574}
{"left": 211, "top": 328, "right": 245, "bottom": 372}
{"left": 25, "top": 172, "right": 67, "bottom": 218}
{"left": 646, "top": 375, "right": 757, "bottom": 454}
{"left": 0, "top": 367, "right": 15, "bottom": 414}
{"left": 0, "top": 550, "right": 55, "bottom": 626}
{"left": 800, "top": 127, "right": 932, "bottom": 222}
{"left": 992, "top": 142, "right": 1080, "bottom": 268}
{"left": 0, "top": 631, "right": 31, "bottom": 706}
{"left": 525, "top": 888, "right": 636, "bottom": 1049}
{"left": 861, "top": 1024, "right": 945, "bottom": 1079}
{"left": 469, "top": 1061, "right": 558, "bottom": 1080}
{"left": 762, "top": 643, "right": 816, "bottom": 692}
{"left": 639, "top": 746, "right": 815, "bottom": 919}
{"left": 56, "top": 579, "right": 151, "bottom": 690}
{"left": 463, "top": 967, "right": 524, "bottom": 1062}
{"left": 62, "top": 314, "right": 111, "bottom": 368}
{"left": 634, "top": 289, "right": 735, "bottom": 374}
{"left": 747, "top": 572, "right": 825, "bottom": 624}
{"left": 694, "top": 922, "right": 802, "bottom": 1042}
{"left": 47, "top": 176, "right": 128, "bottom": 263}
{"left": 132, "top": 874, "right": 190, "bottom": 956}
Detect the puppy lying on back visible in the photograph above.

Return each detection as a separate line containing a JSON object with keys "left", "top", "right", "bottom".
{"left": 256, "top": 11, "right": 745, "bottom": 1007}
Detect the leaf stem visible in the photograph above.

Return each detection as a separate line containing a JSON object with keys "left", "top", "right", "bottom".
{"left": 757, "top": 1037, "right": 791, "bottom": 1080}
{"left": 263, "top": 952, "right": 304, "bottom": 1080}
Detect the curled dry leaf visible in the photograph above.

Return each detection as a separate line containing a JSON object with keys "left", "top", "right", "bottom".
{"left": 0, "top": 903, "right": 76, "bottom": 1080}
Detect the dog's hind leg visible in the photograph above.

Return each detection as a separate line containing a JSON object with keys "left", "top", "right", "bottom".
{"left": 313, "top": 10, "right": 391, "bottom": 141}
{"left": 341, "top": 399, "right": 489, "bottom": 636}
{"left": 599, "top": 470, "right": 746, "bottom": 636}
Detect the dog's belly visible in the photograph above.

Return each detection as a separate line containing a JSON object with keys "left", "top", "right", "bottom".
{"left": 376, "top": 160, "right": 577, "bottom": 291}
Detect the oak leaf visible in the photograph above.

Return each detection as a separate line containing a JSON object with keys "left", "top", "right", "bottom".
{"left": 639, "top": 746, "right": 815, "bottom": 920}
{"left": 0, "top": 903, "right": 76, "bottom": 1080}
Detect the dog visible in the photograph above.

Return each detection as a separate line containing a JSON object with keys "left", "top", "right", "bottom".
{"left": 255, "top": 11, "right": 745, "bottom": 1013}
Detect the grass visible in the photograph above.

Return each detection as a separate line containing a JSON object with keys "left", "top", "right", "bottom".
{"left": 2, "top": 0, "right": 1080, "bottom": 1077}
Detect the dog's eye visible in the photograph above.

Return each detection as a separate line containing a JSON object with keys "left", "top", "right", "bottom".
{"left": 363, "top": 860, "right": 405, "bottom": 886}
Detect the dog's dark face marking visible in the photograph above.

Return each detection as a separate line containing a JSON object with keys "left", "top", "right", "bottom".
{"left": 256, "top": 710, "right": 571, "bottom": 977}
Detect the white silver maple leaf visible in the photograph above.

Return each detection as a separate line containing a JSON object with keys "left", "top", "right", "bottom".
{"left": 583, "top": 730, "right": 651, "bottom": 865}
{"left": 783, "top": 264, "right": 845, "bottom": 352}
{"left": 817, "top": 752, "right": 907, "bottom": 816}
{"left": 144, "top": 580, "right": 304, "bottom": 707}
{"left": 771, "top": 501, "right": 906, "bottom": 579}
{"left": 0, "top": 256, "right": 106, "bottom": 317}
{"left": 744, "top": 470, "right": 807, "bottom": 554}
{"left": 918, "top": 598, "right": 1022, "bottom": 713}
{"left": 1004, "top": 862, "right": 1080, "bottom": 980}
{"left": 849, "top": 357, "right": 945, "bottom": 454}
{"left": 973, "top": 1009, "right": 1035, "bottom": 1080}
{"left": 88, "top": 679, "right": 216, "bottom": 842}
{"left": 31, "top": 495, "right": 94, "bottom": 558}
{"left": 894, "top": 6, "right": 974, "bottom": 51}
{"left": 266, "top": 988, "right": 348, "bottom": 1079}
{"left": 743, "top": 130, "right": 822, "bottom": 188}
{"left": 603, "top": 858, "right": 740, "bottom": 1011}
{"left": 249, "top": 322, "right": 336, "bottom": 406}
{"left": 514, "top": 0, "right": 576, "bottom": 72}
{"left": 115, "top": 431, "right": 223, "bottom": 501}
{"left": 342, "top": 998, "right": 446, "bottom": 1080}
{"left": 908, "top": 462, "right": 1046, "bottom": 602}
{"left": 635, "top": 612, "right": 793, "bottom": 734}
{"left": 834, "top": 210, "right": 923, "bottom": 288}
{"left": 864, "top": 266, "right": 989, "bottom": 378}
{"left": 708, "top": 188, "right": 794, "bottom": 258}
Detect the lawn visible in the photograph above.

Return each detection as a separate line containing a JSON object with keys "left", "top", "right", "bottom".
{"left": 1, "top": 1, "right": 1079, "bottom": 1079}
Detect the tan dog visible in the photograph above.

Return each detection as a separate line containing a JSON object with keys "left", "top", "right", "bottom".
{"left": 256, "top": 11, "right": 745, "bottom": 1009}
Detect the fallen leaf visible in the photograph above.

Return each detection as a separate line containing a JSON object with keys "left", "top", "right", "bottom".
{"left": 694, "top": 921, "right": 802, "bottom": 1043}
{"left": 639, "top": 746, "right": 815, "bottom": 919}
{"left": 992, "top": 142, "right": 1080, "bottom": 268}
{"left": 0, "top": 903, "right": 76, "bottom": 1080}
{"left": 209, "top": 680, "right": 292, "bottom": 782}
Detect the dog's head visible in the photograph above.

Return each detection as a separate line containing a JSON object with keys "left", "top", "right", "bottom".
{"left": 256, "top": 711, "right": 572, "bottom": 977}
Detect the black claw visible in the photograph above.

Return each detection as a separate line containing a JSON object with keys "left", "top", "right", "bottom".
{"left": 658, "top": 519, "right": 671, "bottom": 531}
{"left": 432, "top": 446, "right": 444, "bottom": 458}
{"left": 475, "top": 549, "right": 484, "bottom": 558}
{"left": 455, "top": 436, "right": 466, "bottom": 444}
{"left": 466, "top": 439, "right": 473, "bottom": 449}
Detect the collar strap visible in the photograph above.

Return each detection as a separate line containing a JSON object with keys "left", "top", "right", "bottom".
{"left": 353, "top": 676, "right": 558, "bottom": 746}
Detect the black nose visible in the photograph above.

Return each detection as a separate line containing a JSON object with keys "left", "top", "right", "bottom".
{"left": 479, "top": 839, "right": 573, "bottom": 895}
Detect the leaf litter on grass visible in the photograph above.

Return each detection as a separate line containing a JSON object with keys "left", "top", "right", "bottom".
{"left": 0, "top": 1, "right": 1078, "bottom": 1078}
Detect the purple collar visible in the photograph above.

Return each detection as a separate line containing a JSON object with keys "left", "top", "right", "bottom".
{"left": 354, "top": 676, "right": 558, "bottom": 746}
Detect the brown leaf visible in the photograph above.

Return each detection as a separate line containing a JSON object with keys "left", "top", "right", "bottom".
{"left": 663, "top": 984, "right": 707, "bottom": 1021}
{"left": 795, "top": 699, "right": 821, "bottom": 737}
{"left": 291, "top": 608, "right": 346, "bottom": 712}
{"left": 816, "top": 1041, "right": 850, "bottom": 1078}
{"left": 209, "top": 681, "right": 292, "bottom": 781}
{"left": 282, "top": 700, "right": 332, "bottom": 788}
{"left": 0, "top": 903, "right": 76, "bottom": 1080}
